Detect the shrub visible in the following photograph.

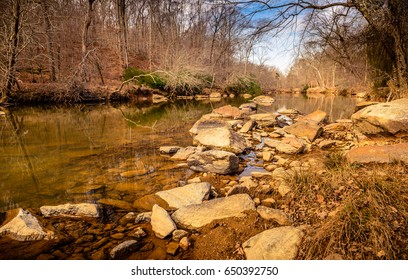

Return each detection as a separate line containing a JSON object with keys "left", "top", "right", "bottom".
{"left": 123, "top": 67, "right": 166, "bottom": 90}
{"left": 224, "top": 75, "right": 262, "bottom": 95}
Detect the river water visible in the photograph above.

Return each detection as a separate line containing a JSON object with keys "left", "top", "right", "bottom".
{"left": 0, "top": 94, "right": 357, "bottom": 211}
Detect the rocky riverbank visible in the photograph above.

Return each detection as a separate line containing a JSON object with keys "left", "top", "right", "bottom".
{"left": 1, "top": 98, "right": 407, "bottom": 260}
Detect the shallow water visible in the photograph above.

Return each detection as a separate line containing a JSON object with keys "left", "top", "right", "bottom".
{"left": 0, "top": 95, "right": 357, "bottom": 211}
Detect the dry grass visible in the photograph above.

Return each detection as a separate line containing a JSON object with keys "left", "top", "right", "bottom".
{"left": 287, "top": 157, "right": 408, "bottom": 260}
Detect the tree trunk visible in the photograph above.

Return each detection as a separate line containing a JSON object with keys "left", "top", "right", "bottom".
{"left": 1, "top": 0, "right": 22, "bottom": 104}
{"left": 40, "top": 0, "right": 56, "bottom": 82}
{"left": 81, "top": 0, "right": 96, "bottom": 82}
{"left": 116, "top": 0, "right": 129, "bottom": 69}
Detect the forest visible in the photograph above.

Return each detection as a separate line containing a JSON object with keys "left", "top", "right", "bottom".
{"left": 1, "top": 0, "right": 408, "bottom": 104}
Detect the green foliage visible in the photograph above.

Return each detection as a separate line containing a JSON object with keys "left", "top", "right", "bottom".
{"left": 225, "top": 76, "right": 262, "bottom": 95}
{"left": 123, "top": 67, "right": 166, "bottom": 90}
{"left": 301, "top": 84, "right": 310, "bottom": 95}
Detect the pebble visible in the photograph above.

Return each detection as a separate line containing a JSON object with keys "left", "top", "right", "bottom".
{"left": 166, "top": 242, "right": 180, "bottom": 256}
{"left": 179, "top": 237, "right": 190, "bottom": 250}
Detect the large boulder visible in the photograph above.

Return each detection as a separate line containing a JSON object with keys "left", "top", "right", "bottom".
{"left": 345, "top": 143, "right": 408, "bottom": 164}
{"left": 299, "top": 110, "right": 328, "bottom": 124}
{"left": 351, "top": 98, "right": 408, "bottom": 136}
{"left": 155, "top": 182, "right": 211, "bottom": 209}
{"left": 187, "top": 150, "right": 240, "bottom": 174}
{"left": 151, "top": 204, "right": 177, "bottom": 239}
{"left": 193, "top": 127, "right": 249, "bottom": 154}
{"left": 40, "top": 203, "right": 99, "bottom": 218}
{"left": 284, "top": 120, "right": 323, "bottom": 142}
{"left": 0, "top": 209, "right": 54, "bottom": 241}
{"left": 171, "top": 194, "right": 255, "bottom": 229}
{"left": 242, "top": 226, "right": 304, "bottom": 260}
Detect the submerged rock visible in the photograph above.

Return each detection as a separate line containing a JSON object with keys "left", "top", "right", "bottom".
{"left": 133, "top": 194, "right": 170, "bottom": 211}
{"left": 345, "top": 143, "right": 408, "bottom": 164}
{"left": 242, "top": 226, "right": 304, "bottom": 260}
{"left": 151, "top": 204, "right": 177, "bottom": 239}
{"left": 351, "top": 98, "right": 408, "bottom": 136}
{"left": 187, "top": 150, "right": 240, "bottom": 174}
{"left": 0, "top": 209, "right": 54, "bottom": 241}
{"left": 171, "top": 194, "right": 255, "bottom": 229}
{"left": 110, "top": 240, "right": 139, "bottom": 259}
{"left": 155, "top": 182, "right": 211, "bottom": 209}
{"left": 159, "top": 146, "right": 181, "bottom": 154}
{"left": 40, "top": 203, "right": 99, "bottom": 218}
{"left": 193, "top": 127, "right": 249, "bottom": 154}
{"left": 97, "top": 199, "right": 133, "bottom": 211}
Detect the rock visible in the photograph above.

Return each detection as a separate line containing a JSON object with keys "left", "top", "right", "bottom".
{"left": 252, "top": 95, "right": 275, "bottom": 106}
{"left": 110, "top": 240, "right": 139, "bottom": 259}
{"left": 275, "top": 114, "right": 293, "bottom": 127}
{"left": 0, "top": 111, "right": 5, "bottom": 116}
{"left": 189, "top": 118, "right": 230, "bottom": 135}
{"left": 277, "top": 181, "right": 292, "bottom": 196}
{"left": 179, "top": 236, "right": 190, "bottom": 250}
{"left": 97, "top": 199, "right": 133, "bottom": 210}
{"left": 92, "top": 237, "right": 109, "bottom": 250}
{"left": 264, "top": 138, "right": 305, "bottom": 154}
{"left": 299, "top": 110, "right": 328, "bottom": 124}
{"left": 354, "top": 101, "right": 380, "bottom": 112}
{"left": 130, "top": 227, "right": 147, "bottom": 239}
{"left": 261, "top": 198, "right": 276, "bottom": 207}
{"left": 249, "top": 113, "right": 277, "bottom": 122}
{"left": 239, "top": 176, "right": 257, "bottom": 189}
{"left": 120, "top": 169, "right": 148, "bottom": 178}
{"left": 133, "top": 195, "right": 170, "bottom": 211}
{"left": 242, "top": 226, "right": 304, "bottom": 260}
{"left": 263, "top": 151, "right": 274, "bottom": 162}
{"left": 111, "top": 233, "right": 125, "bottom": 240}
{"left": 317, "top": 140, "right": 337, "bottom": 149}
{"left": 213, "top": 105, "right": 244, "bottom": 119}
{"left": 351, "top": 98, "right": 408, "bottom": 136}
{"left": 278, "top": 108, "right": 300, "bottom": 116}
{"left": 171, "top": 146, "right": 206, "bottom": 161}
{"left": 272, "top": 167, "right": 293, "bottom": 180}
{"left": 187, "top": 150, "right": 239, "bottom": 174}
{"left": 324, "top": 122, "right": 352, "bottom": 133}
{"left": 226, "top": 185, "right": 249, "bottom": 196}
{"left": 151, "top": 204, "right": 177, "bottom": 239}
{"left": 152, "top": 94, "right": 168, "bottom": 103}
{"left": 284, "top": 120, "right": 323, "bottom": 142}
{"left": 0, "top": 209, "right": 54, "bottom": 241}
{"left": 155, "top": 182, "right": 211, "bottom": 209}
{"left": 345, "top": 143, "right": 408, "bottom": 164}
{"left": 193, "top": 127, "right": 249, "bottom": 154}
{"left": 159, "top": 146, "right": 181, "bottom": 154}
{"left": 119, "top": 212, "right": 137, "bottom": 225}
{"left": 171, "top": 194, "right": 255, "bottom": 229}
{"left": 209, "top": 92, "right": 222, "bottom": 98}
{"left": 135, "top": 212, "right": 152, "bottom": 223}
{"left": 166, "top": 242, "right": 180, "bottom": 255}
{"left": 242, "top": 93, "right": 252, "bottom": 99}
{"left": 40, "top": 203, "right": 99, "bottom": 218}
{"left": 256, "top": 206, "right": 291, "bottom": 225}
{"left": 172, "top": 229, "right": 189, "bottom": 242}
{"left": 75, "top": 234, "right": 94, "bottom": 244}
{"left": 240, "top": 120, "right": 257, "bottom": 133}
{"left": 252, "top": 132, "right": 262, "bottom": 142}
{"left": 239, "top": 102, "right": 257, "bottom": 112}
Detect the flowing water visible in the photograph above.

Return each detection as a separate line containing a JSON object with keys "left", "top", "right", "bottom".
{"left": 0, "top": 94, "right": 357, "bottom": 211}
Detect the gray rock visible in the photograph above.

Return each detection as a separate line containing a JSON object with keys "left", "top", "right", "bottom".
{"left": 242, "top": 226, "right": 304, "bottom": 260}
{"left": 110, "top": 240, "right": 139, "bottom": 259}
{"left": 172, "top": 229, "right": 189, "bottom": 242}
{"left": 159, "top": 146, "right": 181, "bottom": 154}
{"left": 171, "top": 194, "right": 255, "bottom": 229}
{"left": 351, "top": 98, "right": 408, "bottom": 136}
{"left": 193, "top": 127, "right": 249, "bottom": 154}
{"left": 151, "top": 204, "right": 177, "bottom": 239}
{"left": 256, "top": 206, "right": 291, "bottom": 225}
{"left": 187, "top": 150, "right": 239, "bottom": 174}
{"left": 155, "top": 182, "right": 211, "bottom": 209}
{"left": 0, "top": 209, "right": 54, "bottom": 241}
{"left": 40, "top": 203, "right": 99, "bottom": 218}
{"left": 135, "top": 212, "right": 152, "bottom": 223}
{"left": 130, "top": 227, "right": 147, "bottom": 238}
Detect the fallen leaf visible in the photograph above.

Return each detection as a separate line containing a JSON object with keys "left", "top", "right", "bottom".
{"left": 317, "top": 194, "right": 325, "bottom": 204}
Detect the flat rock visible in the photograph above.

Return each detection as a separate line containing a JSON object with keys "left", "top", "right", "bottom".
{"left": 120, "top": 169, "right": 148, "bottom": 178}
{"left": 351, "top": 98, "right": 408, "bottom": 136}
{"left": 239, "top": 102, "right": 257, "bottom": 112}
{"left": 249, "top": 113, "right": 277, "bottom": 122}
{"left": 299, "top": 110, "right": 328, "bottom": 124}
{"left": 264, "top": 138, "right": 305, "bottom": 154}
{"left": 284, "top": 120, "right": 323, "bottom": 142}
{"left": 0, "top": 209, "right": 53, "bottom": 241}
{"left": 97, "top": 199, "right": 133, "bottom": 210}
{"left": 171, "top": 146, "right": 206, "bottom": 161}
{"left": 159, "top": 146, "right": 181, "bottom": 154}
{"left": 213, "top": 105, "right": 244, "bottom": 119}
{"left": 151, "top": 204, "right": 177, "bottom": 239}
{"left": 133, "top": 195, "right": 170, "bottom": 211}
{"left": 193, "top": 127, "right": 249, "bottom": 154}
{"left": 345, "top": 143, "right": 408, "bottom": 164}
{"left": 155, "top": 182, "right": 211, "bottom": 209}
{"left": 110, "top": 240, "right": 139, "bottom": 259}
{"left": 187, "top": 150, "right": 240, "bottom": 174}
{"left": 256, "top": 206, "right": 291, "bottom": 225}
{"left": 355, "top": 101, "right": 380, "bottom": 112}
{"left": 240, "top": 120, "right": 257, "bottom": 133}
{"left": 242, "top": 226, "right": 304, "bottom": 260}
{"left": 252, "top": 95, "right": 275, "bottom": 106}
{"left": 189, "top": 118, "right": 230, "bottom": 135}
{"left": 171, "top": 194, "right": 255, "bottom": 229}
{"left": 317, "top": 140, "right": 337, "bottom": 149}
{"left": 135, "top": 212, "right": 152, "bottom": 223}
{"left": 40, "top": 203, "right": 99, "bottom": 218}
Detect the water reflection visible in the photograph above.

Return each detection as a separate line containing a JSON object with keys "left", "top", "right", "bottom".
{"left": 0, "top": 95, "right": 357, "bottom": 211}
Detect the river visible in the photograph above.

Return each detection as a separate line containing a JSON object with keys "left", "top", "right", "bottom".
{"left": 0, "top": 94, "right": 357, "bottom": 211}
